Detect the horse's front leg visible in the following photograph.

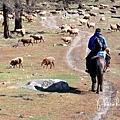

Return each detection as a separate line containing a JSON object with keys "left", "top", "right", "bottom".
{"left": 91, "top": 77, "right": 96, "bottom": 92}
{"left": 100, "top": 75, "right": 103, "bottom": 92}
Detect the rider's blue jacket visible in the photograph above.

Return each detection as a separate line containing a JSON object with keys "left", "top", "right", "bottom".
{"left": 88, "top": 33, "right": 108, "bottom": 51}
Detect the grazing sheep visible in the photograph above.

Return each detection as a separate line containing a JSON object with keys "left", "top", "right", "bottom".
{"left": 83, "top": 14, "right": 90, "bottom": 20}
{"left": 79, "top": 19, "right": 88, "bottom": 25}
{"left": 59, "top": 24, "right": 71, "bottom": 33}
{"left": 8, "top": 14, "right": 14, "bottom": 19}
{"left": 39, "top": 11, "right": 46, "bottom": 16}
{"left": 87, "top": 21, "right": 95, "bottom": 29}
{"left": 116, "top": 23, "right": 120, "bottom": 30}
{"left": 61, "top": 37, "right": 72, "bottom": 44}
{"left": 67, "top": 28, "right": 79, "bottom": 36}
{"left": 89, "top": 12, "right": 97, "bottom": 16}
{"left": 18, "top": 38, "right": 33, "bottom": 46}
{"left": 26, "top": 15, "right": 34, "bottom": 22}
{"left": 30, "top": 35, "right": 45, "bottom": 43}
{"left": 99, "top": 17, "right": 106, "bottom": 22}
{"left": 110, "top": 24, "right": 118, "bottom": 31}
{"left": 70, "top": 24, "right": 76, "bottom": 29}
{"left": 41, "top": 57, "right": 55, "bottom": 69}
{"left": 16, "top": 28, "right": 25, "bottom": 36}
{"left": 10, "top": 57, "right": 23, "bottom": 68}
{"left": 110, "top": 9, "right": 116, "bottom": 14}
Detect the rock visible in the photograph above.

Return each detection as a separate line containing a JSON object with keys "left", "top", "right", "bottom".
{"left": 23, "top": 79, "right": 70, "bottom": 92}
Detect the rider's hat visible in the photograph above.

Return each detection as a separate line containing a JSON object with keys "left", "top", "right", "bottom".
{"left": 95, "top": 28, "right": 101, "bottom": 33}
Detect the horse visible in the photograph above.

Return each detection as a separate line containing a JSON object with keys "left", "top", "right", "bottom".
{"left": 88, "top": 56, "right": 108, "bottom": 94}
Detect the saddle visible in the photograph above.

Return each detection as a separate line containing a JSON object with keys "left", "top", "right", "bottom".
{"left": 97, "top": 51, "right": 106, "bottom": 59}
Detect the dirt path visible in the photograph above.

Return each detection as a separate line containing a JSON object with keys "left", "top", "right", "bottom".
{"left": 42, "top": 15, "right": 116, "bottom": 120}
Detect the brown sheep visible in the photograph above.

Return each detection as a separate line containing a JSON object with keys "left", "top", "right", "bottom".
{"left": 70, "top": 24, "right": 76, "bottom": 29}
{"left": 83, "top": 14, "right": 90, "bottom": 20}
{"left": 41, "top": 57, "right": 55, "bottom": 69}
{"left": 87, "top": 21, "right": 95, "bottom": 29}
{"left": 30, "top": 35, "right": 45, "bottom": 43}
{"left": 26, "top": 15, "right": 34, "bottom": 22}
{"left": 110, "top": 24, "right": 118, "bottom": 31}
{"left": 10, "top": 57, "right": 23, "bottom": 68}
{"left": 59, "top": 24, "right": 71, "bottom": 33}
{"left": 18, "top": 38, "right": 33, "bottom": 46}
{"left": 61, "top": 37, "right": 72, "bottom": 44}
{"left": 67, "top": 28, "right": 79, "bottom": 36}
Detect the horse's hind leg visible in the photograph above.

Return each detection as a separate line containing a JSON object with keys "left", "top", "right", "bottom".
{"left": 92, "top": 82, "right": 96, "bottom": 92}
{"left": 96, "top": 81, "right": 100, "bottom": 94}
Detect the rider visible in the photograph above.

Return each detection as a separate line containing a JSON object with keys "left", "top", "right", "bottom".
{"left": 85, "top": 28, "right": 108, "bottom": 73}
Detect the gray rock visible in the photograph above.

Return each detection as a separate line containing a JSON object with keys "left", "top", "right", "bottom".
{"left": 23, "top": 79, "right": 70, "bottom": 92}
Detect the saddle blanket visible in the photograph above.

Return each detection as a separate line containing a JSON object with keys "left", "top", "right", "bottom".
{"left": 97, "top": 51, "right": 106, "bottom": 59}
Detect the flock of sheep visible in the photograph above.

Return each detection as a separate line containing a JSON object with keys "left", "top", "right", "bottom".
{"left": 2, "top": 1, "right": 119, "bottom": 70}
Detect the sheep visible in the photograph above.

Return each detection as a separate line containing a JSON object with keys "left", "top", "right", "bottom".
{"left": 26, "top": 15, "right": 34, "bottom": 22}
{"left": 59, "top": 24, "right": 71, "bottom": 34}
{"left": 40, "top": 16, "right": 46, "bottom": 21}
{"left": 70, "top": 24, "right": 76, "bottom": 29}
{"left": 61, "top": 37, "right": 72, "bottom": 44}
{"left": 79, "top": 19, "right": 88, "bottom": 25}
{"left": 18, "top": 38, "right": 33, "bottom": 46}
{"left": 99, "top": 17, "right": 106, "bottom": 22}
{"left": 83, "top": 14, "right": 90, "bottom": 20}
{"left": 67, "top": 28, "right": 79, "bottom": 36}
{"left": 110, "top": 9, "right": 116, "bottom": 14}
{"left": 30, "top": 34, "right": 45, "bottom": 43}
{"left": 8, "top": 14, "right": 14, "bottom": 19}
{"left": 116, "top": 23, "right": 120, "bottom": 30}
{"left": 41, "top": 57, "right": 55, "bottom": 69}
{"left": 16, "top": 28, "right": 25, "bottom": 36}
{"left": 87, "top": 21, "right": 95, "bottom": 29}
{"left": 89, "top": 12, "right": 97, "bottom": 16}
{"left": 109, "top": 24, "right": 118, "bottom": 31}
{"left": 10, "top": 57, "right": 23, "bottom": 68}
{"left": 39, "top": 11, "right": 46, "bottom": 16}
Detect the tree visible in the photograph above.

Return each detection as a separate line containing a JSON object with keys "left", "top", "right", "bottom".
{"left": 3, "top": 3, "right": 9, "bottom": 38}
{"left": 95, "top": 0, "right": 99, "bottom": 2}
{"left": 26, "top": 0, "right": 30, "bottom": 6}
{"left": 14, "top": 0, "right": 22, "bottom": 31}
{"left": 31, "top": 0, "right": 36, "bottom": 7}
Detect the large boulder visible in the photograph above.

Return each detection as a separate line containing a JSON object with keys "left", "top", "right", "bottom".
{"left": 23, "top": 79, "right": 70, "bottom": 92}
